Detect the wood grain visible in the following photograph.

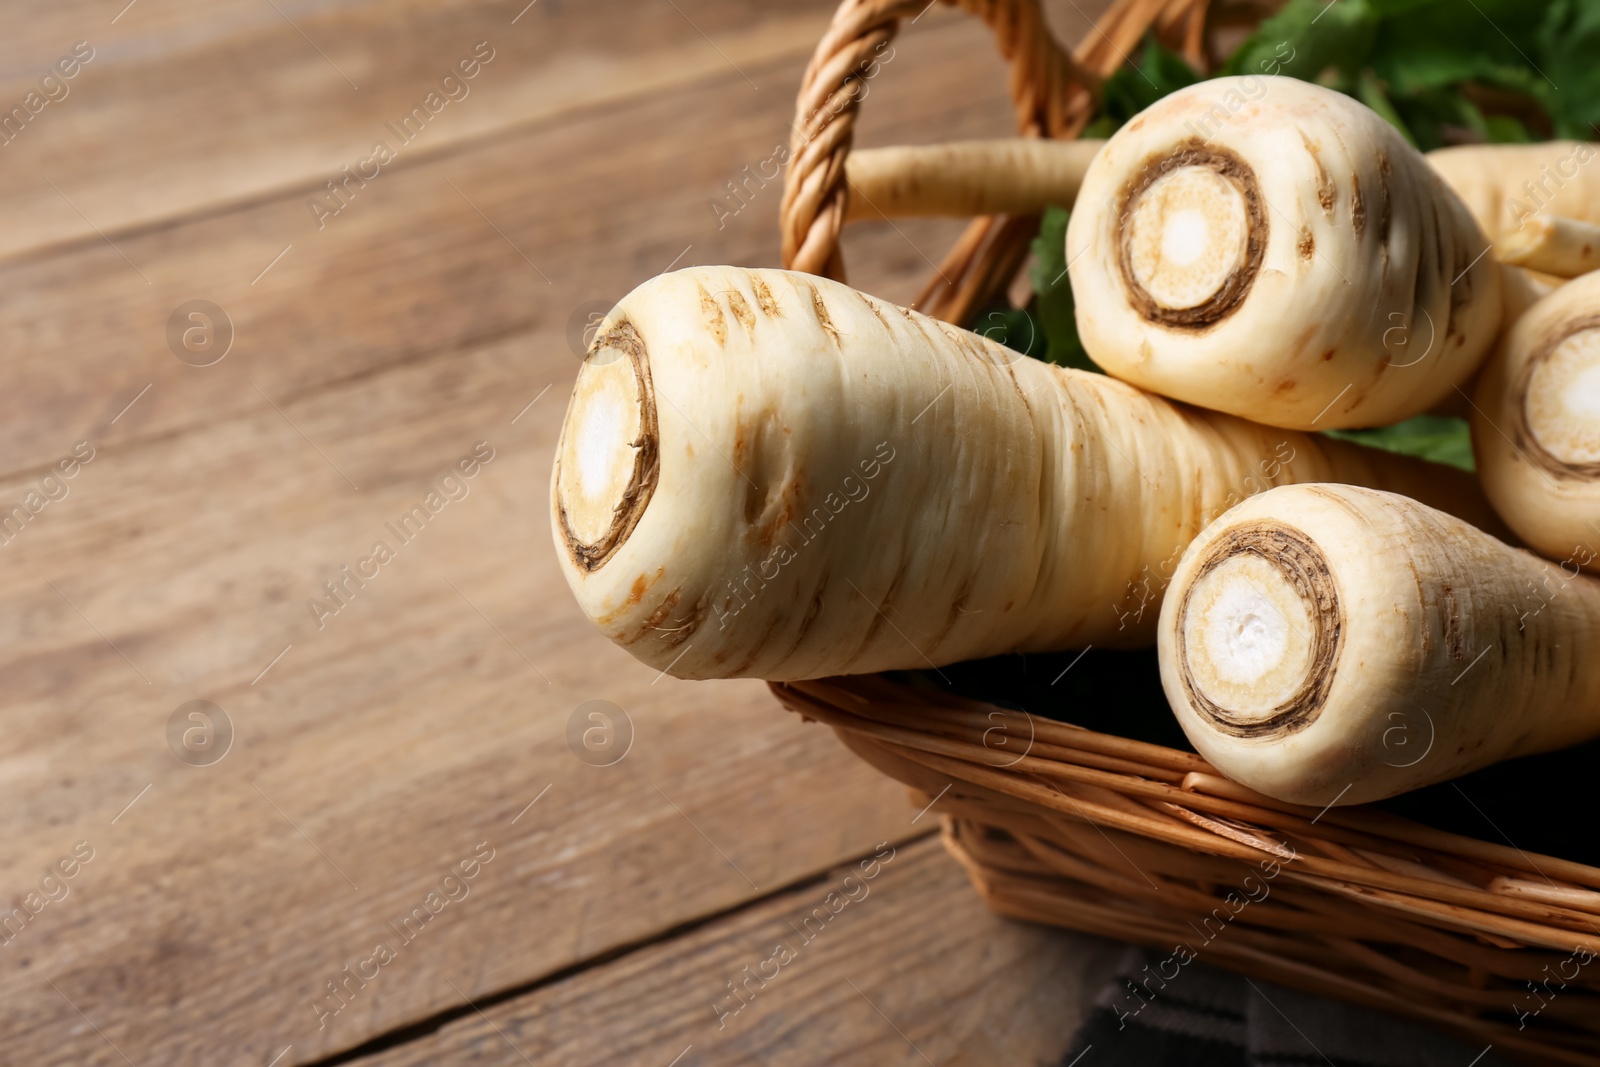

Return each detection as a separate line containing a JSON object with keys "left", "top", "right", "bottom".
{"left": 0, "top": 2, "right": 1119, "bottom": 1064}
{"left": 0, "top": 0, "right": 1106, "bottom": 270}
{"left": 0, "top": 0, "right": 845, "bottom": 263}
{"left": 346, "top": 835, "right": 1124, "bottom": 1067}
{"left": 0, "top": 8, "right": 1029, "bottom": 480}
{"left": 0, "top": 315, "right": 934, "bottom": 1066}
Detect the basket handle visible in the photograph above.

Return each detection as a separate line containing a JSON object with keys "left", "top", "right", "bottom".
{"left": 779, "top": 0, "right": 1213, "bottom": 322}
{"left": 779, "top": 0, "right": 1092, "bottom": 283}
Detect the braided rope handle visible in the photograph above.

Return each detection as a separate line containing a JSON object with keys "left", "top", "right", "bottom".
{"left": 779, "top": 0, "right": 1213, "bottom": 323}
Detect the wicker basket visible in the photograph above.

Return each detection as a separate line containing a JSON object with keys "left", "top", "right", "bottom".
{"left": 774, "top": 3, "right": 1600, "bottom": 1063}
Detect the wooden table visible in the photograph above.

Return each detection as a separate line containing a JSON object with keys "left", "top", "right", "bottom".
{"left": 0, "top": 2, "right": 1122, "bottom": 1063}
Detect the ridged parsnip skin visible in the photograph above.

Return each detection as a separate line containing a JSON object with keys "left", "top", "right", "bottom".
{"left": 1474, "top": 271, "right": 1600, "bottom": 569}
{"left": 551, "top": 267, "right": 1502, "bottom": 682}
{"left": 1066, "top": 77, "right": 1503, "bottom": 430}
{"left": 1429, "top": 141, "right": 1600, "bottom": 243}
{"left": 1159, "top": 484, "right": 1600, "bottom": 806}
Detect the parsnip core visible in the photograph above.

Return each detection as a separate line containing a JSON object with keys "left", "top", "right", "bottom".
{"left": 556, "top": 330, "right": 657, "bottom": 570}
{"left": 1126, "top": 166, "right": 1249, "bottom": 311}
{"left": 1180, "top": 554, "right": 1316, "bottom": 721}
{"left": 1525, "top": 328, "right": 1600, "bottom": 465}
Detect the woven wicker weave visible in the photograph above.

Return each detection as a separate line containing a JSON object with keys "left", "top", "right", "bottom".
{"left": 773, "top": 3, "right": 1600, "bottom": 1063}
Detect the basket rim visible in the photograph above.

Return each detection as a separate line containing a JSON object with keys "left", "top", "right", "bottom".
{"left": 771, "top": 674, "right": 1600, "bottom": 921}
{"left": 771, "top": 674, "right": 1600, "bottom": 1060}
{"left": 939, "top": 817, "right": 1600, "bottom": 1065}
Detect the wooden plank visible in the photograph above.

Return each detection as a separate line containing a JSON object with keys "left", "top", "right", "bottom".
{"left": 344, "top": 835, "right": 1124, "bottom": 1067}
{"left": 0, "top": 0, "right": 847, "bottom": 264}
{"left": 0, "top": 9, "right": 1024, "bottom": 479}
{"left": 0, "top": 4, "right": 1123, "bottom": 1064}
{"left": 0, "top": 0, "right": 1106, "bottom": 267}
{"left": 0, "top": 0, "right": 1114, "bottom": 481}
{"left": 0, "top": 309, "right": 949, "bottom": 1065}
{"left": 0, "top": 34, "right": 1038, "bottom": 1040}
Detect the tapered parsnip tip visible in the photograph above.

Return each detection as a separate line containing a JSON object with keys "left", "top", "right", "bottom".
{"left": 1118, "top": 144, "right": 1264, "bottom": 326}
{"left": 1495, "top": 215, "right": 1558, "bottom": 263}
{"left": 1173, "top": 522, "right": 1335, "bottom": 741}
{"left": 555, "top": 320, "right": 658, "bottom": 572}
{"left": 1494, "top": 214, "right": 1600, "bottom": 279}
{"left": 842, "top": 138, "right": 1105, "bottom": 223}
{"left": 1427, "top": 141, "right": 1600, "bottom": 244}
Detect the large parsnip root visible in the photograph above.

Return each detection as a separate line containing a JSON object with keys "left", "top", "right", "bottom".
{"left": 1474, "top": 270, "right": 1600, "bottom": 568}
{"left": 1066, "top": 77, "right": 1503, "bottom": 430}
{"left": 552, "top": 267, "right": 1502, "bottom": 682}
{"left": 1159, "top": 484, "right": 1600, "bottom": 806}
{"left": 1429, "top": 141, "right": 1600, "bottom": 244}
{"left": 843, "top": 139, "right": 1103, "bottom": 223}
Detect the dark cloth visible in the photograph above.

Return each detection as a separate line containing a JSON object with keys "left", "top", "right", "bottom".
{"left": 1061, "top": 948, "right": 1517, "bottom": 1067}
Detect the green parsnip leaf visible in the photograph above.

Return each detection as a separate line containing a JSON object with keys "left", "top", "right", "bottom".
{"left": 1028, "top": 205, "right": 1097, "bottom": 371}
{"left": 1485, "top": 113, "right": 1535, "bottom": 143}
{"left": 1088, "top": 38, "right": 1203, "bottom": 137}
{"left": 1091, "top": 38, "right": 1200, "bottom": 136}
{"left": 1324, "top": 415, "right": 1476, "bottom": 472}
{"left": 1223, "top": 0, "right": 1377, "bottom": 82}
{"left": 1537, "top": 0, "right": 1600, "bottom": 137}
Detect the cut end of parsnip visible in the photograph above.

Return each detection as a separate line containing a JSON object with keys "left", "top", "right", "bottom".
{"left": 1117, "top": 145, "right": 1264, "bottom": 329}
{"left": 555, "top": 321, "right": 659, "bottom": 572}
{"left": 1523, "top": 327, "right": 1600, "bottom": 469}
{"left": 1172, "top": 521, "right": 1339, "bottom": 740}
{"left": 1476, "top": 269, "right": 1600, "bottom": 565}
{"left": 1164, "top": 484, "right": 1600, "bottom": 806}
{"left": 1072, "top": 79, "right": 1505, "bottom": 430}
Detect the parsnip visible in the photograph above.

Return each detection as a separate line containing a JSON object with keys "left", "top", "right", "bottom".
{"left": 1066, "top": 77, "right": 1503, "bottom": 430}
{"left": 1473, "top": 270, "right": 1600, "bottom": 569}
{"left": 1495, "top": 214, "right": 1600, "bottom": 280}
{"left": 1159, "top": 484, "right": 1600, "bottom": 807}
{"left": 1429, "top": 141, "right": 1600, "bottom": 245}
{"left": 552, "top": 266, "right": 1502, "bottom": 682}
{"left": 843, "top": 139, "right": 1103, "bottom": 223}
